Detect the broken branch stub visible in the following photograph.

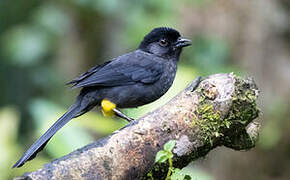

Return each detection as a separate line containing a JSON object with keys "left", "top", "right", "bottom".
{"left": 16, "top": 73, "right": 260, "bottom": 180}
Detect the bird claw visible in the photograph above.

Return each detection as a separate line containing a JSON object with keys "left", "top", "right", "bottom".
{"left": 187, "top": 76, "right": 202, "bottom": 92}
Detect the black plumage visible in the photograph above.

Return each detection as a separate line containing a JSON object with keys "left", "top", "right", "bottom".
{"left": 13, "top": 27, "right": 192, "bottom": 168}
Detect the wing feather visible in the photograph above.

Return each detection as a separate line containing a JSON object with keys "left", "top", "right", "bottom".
{"left": 67, "top": 61, "right": 111, "bottom": 85}
{"left": 68, "top": 51, "right": 164, "bottom": 88}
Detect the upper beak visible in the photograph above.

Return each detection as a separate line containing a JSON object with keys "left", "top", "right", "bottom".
{"left": 175, "top": 38, "right": 192, "bottom": 48}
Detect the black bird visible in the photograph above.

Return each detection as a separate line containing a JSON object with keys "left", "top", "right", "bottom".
{"left": 13, "top": 27, "right": 192, "bottom": 168}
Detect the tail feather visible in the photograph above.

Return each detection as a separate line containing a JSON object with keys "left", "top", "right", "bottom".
{"left": 12, "top": 103, "right": 82, "bottom": 168}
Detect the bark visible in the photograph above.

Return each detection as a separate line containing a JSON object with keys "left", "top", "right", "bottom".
{"left": 15, "top": 73, "right": 260, "bottom": 180}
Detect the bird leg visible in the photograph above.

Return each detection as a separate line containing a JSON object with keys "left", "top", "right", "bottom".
{"left": 101, "top": 99, "right": 134, "bottom": 122}
{"left": 113, "top": 108, "right": 134, "bottom": 122}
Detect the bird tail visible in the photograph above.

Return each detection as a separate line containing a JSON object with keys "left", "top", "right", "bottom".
{"left": 12, "top": 101, "right": 84, "bottom": 168}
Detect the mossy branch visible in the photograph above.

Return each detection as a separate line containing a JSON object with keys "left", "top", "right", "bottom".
{"left": 15, "top": 73, "right": 260, "bottom": 180}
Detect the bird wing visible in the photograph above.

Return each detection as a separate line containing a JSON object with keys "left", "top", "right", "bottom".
{"left": 68, "top": 51, "right": 164, "bottom": 88}
{"left": 67, "top": 61, "right": 111, "bottom": 85}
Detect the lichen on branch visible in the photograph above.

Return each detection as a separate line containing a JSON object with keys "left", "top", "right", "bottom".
{"left": 194, "top": 74, "right": 259, "bottom": 148}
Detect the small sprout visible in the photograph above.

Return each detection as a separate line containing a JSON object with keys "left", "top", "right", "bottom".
{"left": 154, "top": 140, "right": 192, "bottom": 180}
{"left": 155, "top": 150, "right": 169, "bottom": 163}
{"left": 164, "top": 140, "right": 176, "bottom": 152}
{"left": 155, "top": 140, "right": 176, "bottom": 163}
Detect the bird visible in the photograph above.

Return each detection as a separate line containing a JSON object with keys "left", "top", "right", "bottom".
{"left": 13, "top": 27, "right": 193, "bottom": 168}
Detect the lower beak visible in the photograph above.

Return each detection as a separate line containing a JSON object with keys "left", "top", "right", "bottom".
{"left": 175, "top": 38, "right": 192, "bottom": 48}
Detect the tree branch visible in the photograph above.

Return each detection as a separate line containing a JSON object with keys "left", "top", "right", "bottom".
{"left": 16, "top": 73, "right": 260, "bottom": 180}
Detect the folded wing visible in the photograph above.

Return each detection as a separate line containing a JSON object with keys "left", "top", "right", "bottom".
{"left": 68, "top": 52, "right": 164, "bottom": 88}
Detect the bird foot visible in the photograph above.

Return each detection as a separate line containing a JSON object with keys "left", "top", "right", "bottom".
{"left": 113, "top": 109, "right": 134, "bottom": 122}
{"left": 101, "top": 99, "right": 134, "bottom": 122}
{"left": 190, "top": 76, "right": 202, "bottom": 92}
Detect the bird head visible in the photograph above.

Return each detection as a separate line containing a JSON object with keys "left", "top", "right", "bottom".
{"left": 139, "top": 27, "right": 191, "bottom": 59}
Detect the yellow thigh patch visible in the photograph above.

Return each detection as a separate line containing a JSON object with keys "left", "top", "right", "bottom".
{"left": 101, "top": 99, "right": 116, "bottom": 117}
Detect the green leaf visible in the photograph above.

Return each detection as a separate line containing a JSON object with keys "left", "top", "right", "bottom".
{"left": 164, "top": 140, "right": 176, "bottom": 152}
{"left": 171, "top": 168, "right": 191, "bottom": 180}
{"left": 155, "top": 150, "right": 169, "bottom": 163}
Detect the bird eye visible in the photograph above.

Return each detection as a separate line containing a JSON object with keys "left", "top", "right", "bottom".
{"left": 159, "top": 39, "right": 168, "bottom": 47}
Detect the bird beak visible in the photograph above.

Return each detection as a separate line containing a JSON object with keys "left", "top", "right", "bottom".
{"left": 175, "top": 38, "right": 192, "bottom": 48}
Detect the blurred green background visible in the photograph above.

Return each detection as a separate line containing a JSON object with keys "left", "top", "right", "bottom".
{"left": 1, "top": 0, "right": 290, "bottom": 179}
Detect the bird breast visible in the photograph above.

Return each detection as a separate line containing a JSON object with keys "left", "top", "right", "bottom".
{"left": 154, "top": 60, "right": 177, "bottom": 96}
